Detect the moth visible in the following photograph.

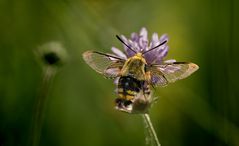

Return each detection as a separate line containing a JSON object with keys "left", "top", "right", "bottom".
{"left": 83, "top": 35, "right": 199, "bottom": 113}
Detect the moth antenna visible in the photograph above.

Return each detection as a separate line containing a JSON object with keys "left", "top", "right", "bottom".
{"left": 116, "top": 35, "right": 137, "bottom": 54}
{"left": 142, "top": 40, "right": 167, "bottom": 55}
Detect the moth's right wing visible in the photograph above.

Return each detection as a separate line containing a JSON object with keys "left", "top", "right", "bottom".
{"left": 147, "top": 62, "right": 199, "bottom": 86}
{"left": 83, "top": 51, "right": 125, "bottom": 79}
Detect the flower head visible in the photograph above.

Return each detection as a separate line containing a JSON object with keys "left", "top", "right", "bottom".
{"left": 111, "top": 27, "right": 169, "bottom": 65}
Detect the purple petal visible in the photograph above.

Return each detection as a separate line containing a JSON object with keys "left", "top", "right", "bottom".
{"left": 131, "top": 41, "right": 140, "bottom": 52}
{"left": 150, "top": 33, "right": 159, "bottom": 48}
{"left": 144, "top": 52, "right": 157, "bottom": 64}
{"left": 164, "top": 59, "right": 176, "bottom": 64}
{"left": 121, "top": 35, "right": 136, "bottom": 57}
{"left": 131, "top": 32, "right": 139, "bottom": 42}
{"left": 139, "top": 37, "right": 148, "bottom": 51}
{"left": 120, "top": 35, "right": 128, "bottom": 50}
{"left": 144, "top": 43, "right": 169, "bottom": 64}
{"left": 138, "top": 28, "right": 148, "bottom": 51}
{"left": 154, "top": 46, "right": 168, "bottom": 64}
{"left": 159, "top": 46, "right": 168, "bottom": 58}
{"left": 159, "top": 34, "right": 168, "bottom": 42}
{"left": 140, "top": 27, "right": 148, "bottom": 41}
{"left": 111, "top": 47, "right": 127, "bottom": 59}
{"left": 146, "top": 33, "right": 160, "bottom": 63}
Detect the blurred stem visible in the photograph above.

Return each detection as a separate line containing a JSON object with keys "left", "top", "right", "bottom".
{"left": 30, "top": 66, "right": 56, "bottom": 146}
{"left": 142, "top": 113, "right": 161, "bottom": 146}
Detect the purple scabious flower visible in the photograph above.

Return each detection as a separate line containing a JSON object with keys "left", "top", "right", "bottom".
{"left": 111, "top": 27, "right": 173, "bottom": 65}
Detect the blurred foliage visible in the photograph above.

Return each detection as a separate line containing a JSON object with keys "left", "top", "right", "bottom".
{"left": 0, "top": 0, "right": 239, "bottom": 146}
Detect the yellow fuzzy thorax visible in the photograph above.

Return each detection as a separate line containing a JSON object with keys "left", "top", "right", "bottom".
{"left": 120, "top": 53, "right": 147, "bottom": 80}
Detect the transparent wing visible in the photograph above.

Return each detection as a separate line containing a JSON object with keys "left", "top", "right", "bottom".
{"left": 82, "top": 51, "right": 125, "bottom": 79}
{"left": 147, "top": 62, "right": 199, "bottom": 86}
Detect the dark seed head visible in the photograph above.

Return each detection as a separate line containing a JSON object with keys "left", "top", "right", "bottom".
{"left": 43, "top": 52, "right": 60, "bottom": 65}
{"left": 36, "top": 42, "right": 68, "bottom": 67}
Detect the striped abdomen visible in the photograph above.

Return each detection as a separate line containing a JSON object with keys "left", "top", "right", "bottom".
{"left": 117, "top": 76, "right": 150, "bottom": 101}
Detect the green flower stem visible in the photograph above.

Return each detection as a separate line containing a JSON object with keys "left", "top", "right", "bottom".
{"left": 142, "top": 113, "right": 161, "bottom": 146}
{"left": 30, "top": 66, "right": 56, "bottom": 146}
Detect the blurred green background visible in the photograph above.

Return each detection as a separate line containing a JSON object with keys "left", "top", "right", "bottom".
{"left": 1, "top": 0, "right": 239, "bottom": 146}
